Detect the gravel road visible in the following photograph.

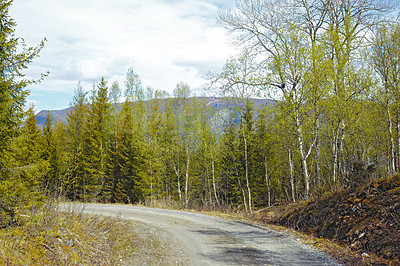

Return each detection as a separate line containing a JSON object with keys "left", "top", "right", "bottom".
{"left": 65, "top": 203, "right": 340, "bottom": 265}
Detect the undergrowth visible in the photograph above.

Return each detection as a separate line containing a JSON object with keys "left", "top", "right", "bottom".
{"left": 0, "top": 200, "right": 136, "bottom": 265}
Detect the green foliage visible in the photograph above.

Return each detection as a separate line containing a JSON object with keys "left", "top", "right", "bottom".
{"left": 64, "top": 83, "right": 88, "bottom": 200}
{"left": 0, "top": 0, "right": 47, "bottom": 226}
{"left": 10, "top": 1, "right": 398, "bottom": 220}
{"left": 84, "top": 78, "right": 111, "bottom": 201}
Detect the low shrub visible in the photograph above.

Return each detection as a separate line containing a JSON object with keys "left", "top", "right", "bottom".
{"left": 0, "top": 200, "right": 136, "bottom": 265}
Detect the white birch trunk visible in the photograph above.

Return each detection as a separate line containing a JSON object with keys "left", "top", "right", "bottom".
{"left": 387, "top": 102, "right": 396, "bottom": 175}
{"left": 173, "top": 163, "right": 182, "bottom": 204}
{"left": 332, "top": 120, "right": 341, "bottom": 185}
{"left": 397, "top": 109, "right": 400, "bottom": 173}
{"left": 295, "top": 109, "right": 310, "bottom": 199}
{"left": 242, "top": 122, "right": 252, "bottom": 213}
{"left": 265, "top": 156, "right": 271, "bottom": 207}
{"left": 211, "top": 156, "right": 220, "bottom": 207}
{"left": 288, "top": 148, "right": 296, "bottom": 202}
{"left": 185, "top": 146, "right": 190, "bottom": 207}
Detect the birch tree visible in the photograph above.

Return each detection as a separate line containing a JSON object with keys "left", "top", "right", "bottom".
{"left": 218, "top": 0, "right": 391, "bottom": 196}
{"left": 209, "top": 51, "right": 258, "bottom": 211}
{"left": 218, "top": 1, "right": 316, "bottom": 199}
{"left": 370, "top": 23, "right": 400, "bottom": 175}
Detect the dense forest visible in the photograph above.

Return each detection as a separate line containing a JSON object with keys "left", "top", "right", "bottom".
{"left": 1, "top": 0, "right": 400, "bottom": 226}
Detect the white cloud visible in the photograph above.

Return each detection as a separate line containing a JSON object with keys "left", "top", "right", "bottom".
{"left": 25, "top": 99, "right": 40, "bottom": 110}
{"left": 9, "top": 0, "right": 235, "bottom": 111}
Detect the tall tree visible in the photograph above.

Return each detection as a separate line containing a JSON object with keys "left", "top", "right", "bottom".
{"left": 103, "top": 81, "right": 122, "bottom": 202}
{"left": 116, "top": 68, "right": 147, "bottom": 203}
{"left": 173, "top": 82, "right": 196, "bottom": 207}
{"left": 208, "top": 51, "right": 259, "bottom": 212}
{"left": 65, "top": 83, "right": 88, "bottom": 200}
{"left": 84, "top": 78, "right": 111, "bottom": 201}
{"left": 218, "top": 1, "right": 316, "bottom": 199}
{"left": 370, "top": 23, "right": 400, "bottom": 175}
{"left": 0, "top": 0, "right": 47, "bottom": 226}
{"left": 41, "top": 111, "right": 59, "bottom": 195}
{"left": 217, "top": 0, "right": 391, "bottom": 197}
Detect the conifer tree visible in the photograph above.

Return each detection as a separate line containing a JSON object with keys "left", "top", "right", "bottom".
{"left": 114, "top": 69, "right": 147, "bottom": 203}
{"left": 65, "top": 83, "right": 88, "bottom": 200}
{"left": 1, "top": 107, "right": 46, "bottom": 226}
{"left": 103, "top": 81, "right": 122, "bottom": 202}
{"left": 84, "top": 78, "right": 111, "bottom": 201}
{"left": 0, "top": 0, "right": 47, "bottom": 226}
{"left": 142, "top": 89, "right": 164, "bottom": 203}
{"left": 219, "top": 115, "right": 242, "bottom": 207}
{"left": 41, "top": 111, "right": 59, "bottom": 194}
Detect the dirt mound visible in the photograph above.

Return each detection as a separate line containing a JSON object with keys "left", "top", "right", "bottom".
{"left": 271, "top": 175, "right": 400, "bottom": 264}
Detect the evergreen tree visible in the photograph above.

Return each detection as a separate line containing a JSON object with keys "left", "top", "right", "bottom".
{"left": 2, "top": 107, "right": 46, "bottom": 226}
{"left": 0, "top": 0, "right": 47, "bottom": 226}
{"left": 65, "top": 83, "right": 88, "bottom": 200}
{"left": 102, "top": 81, "right": 122, "bottom": 202}
{"left": 41, "top": 111, "right": 59, "bottom": 195}
{"left": 142, "top": 90, "right": 164, "bottom": 203}
{"left": 84, "top": 78, "right": 111, "bottom": 201}
{"left": 219, "top": 115, "right": 241, "bottom": 207}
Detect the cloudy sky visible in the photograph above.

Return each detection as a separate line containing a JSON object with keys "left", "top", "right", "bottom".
{"left": 9, "top": 0, "right": 237, "bottom": 112}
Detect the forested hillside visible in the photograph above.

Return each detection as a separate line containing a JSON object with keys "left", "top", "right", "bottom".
{"left": 2, "top": 0, "right": 400, "bottom": 227}
{"left": 34, "top": 97, "right": 273, "bottom": 128}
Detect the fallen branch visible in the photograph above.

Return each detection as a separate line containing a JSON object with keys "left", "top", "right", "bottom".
{"left": 254, "top": 204, "right": 277, "bottom": 213}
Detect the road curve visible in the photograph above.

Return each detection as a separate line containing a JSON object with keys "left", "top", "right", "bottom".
{"left": 63, "top": 203, "right": 339, "bottom": 265}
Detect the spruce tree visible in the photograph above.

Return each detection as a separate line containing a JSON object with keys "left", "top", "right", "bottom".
{"left": 0, "top": 0, "right": 47, "bottom": 226}
{"left": 85, "top": 78, "right": 111, "bottom": 201}
{"left": 102, "top": 81, "right": 122, "bottom": 202}
{"left": 65, "top": 83, "right": 88, "bottom": 200}
{"left": 41, "top": 111, "right": 59, "bottom": 195}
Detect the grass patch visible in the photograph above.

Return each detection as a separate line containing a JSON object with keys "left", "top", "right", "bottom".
{"left": 0, "top": 200, "right": 136, "bottom": 265}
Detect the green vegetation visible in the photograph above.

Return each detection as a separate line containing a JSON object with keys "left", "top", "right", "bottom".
{"left": 0, "top": 0, "right": 47, "bottom": 227}
{"left": 1, "top": 0, "right": 400, "bottom": 263}
{"left": 2, "top": 0, "right": 400, "bottom": 214}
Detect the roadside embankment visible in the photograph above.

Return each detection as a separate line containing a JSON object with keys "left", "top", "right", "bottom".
{"left": 257, "top": 175, "right": 400, "bottom": 265}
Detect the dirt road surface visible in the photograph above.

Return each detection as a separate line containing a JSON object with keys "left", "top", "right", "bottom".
{"left": 64, "top": 203, "right": 340, "bottom": 265}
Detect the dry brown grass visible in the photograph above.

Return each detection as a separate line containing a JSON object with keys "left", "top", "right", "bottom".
{"left": 0, "top": 200, "right": 136, "bottom": 265}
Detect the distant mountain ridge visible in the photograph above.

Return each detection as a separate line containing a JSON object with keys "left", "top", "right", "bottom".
{"left": 36, "top": 97, "right": 275, "bottom": 127}
{"left": 36, "top": 107, "right": 70, "bottom": 126}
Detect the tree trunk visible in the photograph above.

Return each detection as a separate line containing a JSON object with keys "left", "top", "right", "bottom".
{"left": 295, "top": 109, "right": 310, "bottom": 199}
{"left": 332, "top": 119, "right": 341, "bottom": 186}
{"left": 206, "top": 166, "right": 212, "bottom": 206}
{"left": 238, "top": 176, "right": 248, "bottom": 213}
{"left": 387, "top": 101, "right": 396, "bottom": 175}
{"left": 185, "top": 146, "right": 190, "bottom": 208}
{"left": 339, "top": 121, "right": 346, "bottom": 180}
{"left": 177, "top": 178, "right": 182, "bottom": 204}
{"left": 397, "top": 108, "right": 400, "bottom": 173}
{"left": 315, "top": 124, "right": 321, "bottom": 187}
{"left": 242, "top": 122, "right": 252, "bottom": 213}
{"left": 173, "top": 163, "right": 182, "bottom": 204}
{"left": 265, "top": 156, "right": 271, "bottom": 207}
{"left": 288, "top": 148, "right": 296, "bottom": 203}
{"left": 211, "top": 156, "right": 220, "bottom": 208}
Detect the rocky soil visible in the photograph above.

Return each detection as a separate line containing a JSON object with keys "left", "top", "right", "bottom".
{"left": 261, "top": 174, "right": 400, "bottom": 265}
